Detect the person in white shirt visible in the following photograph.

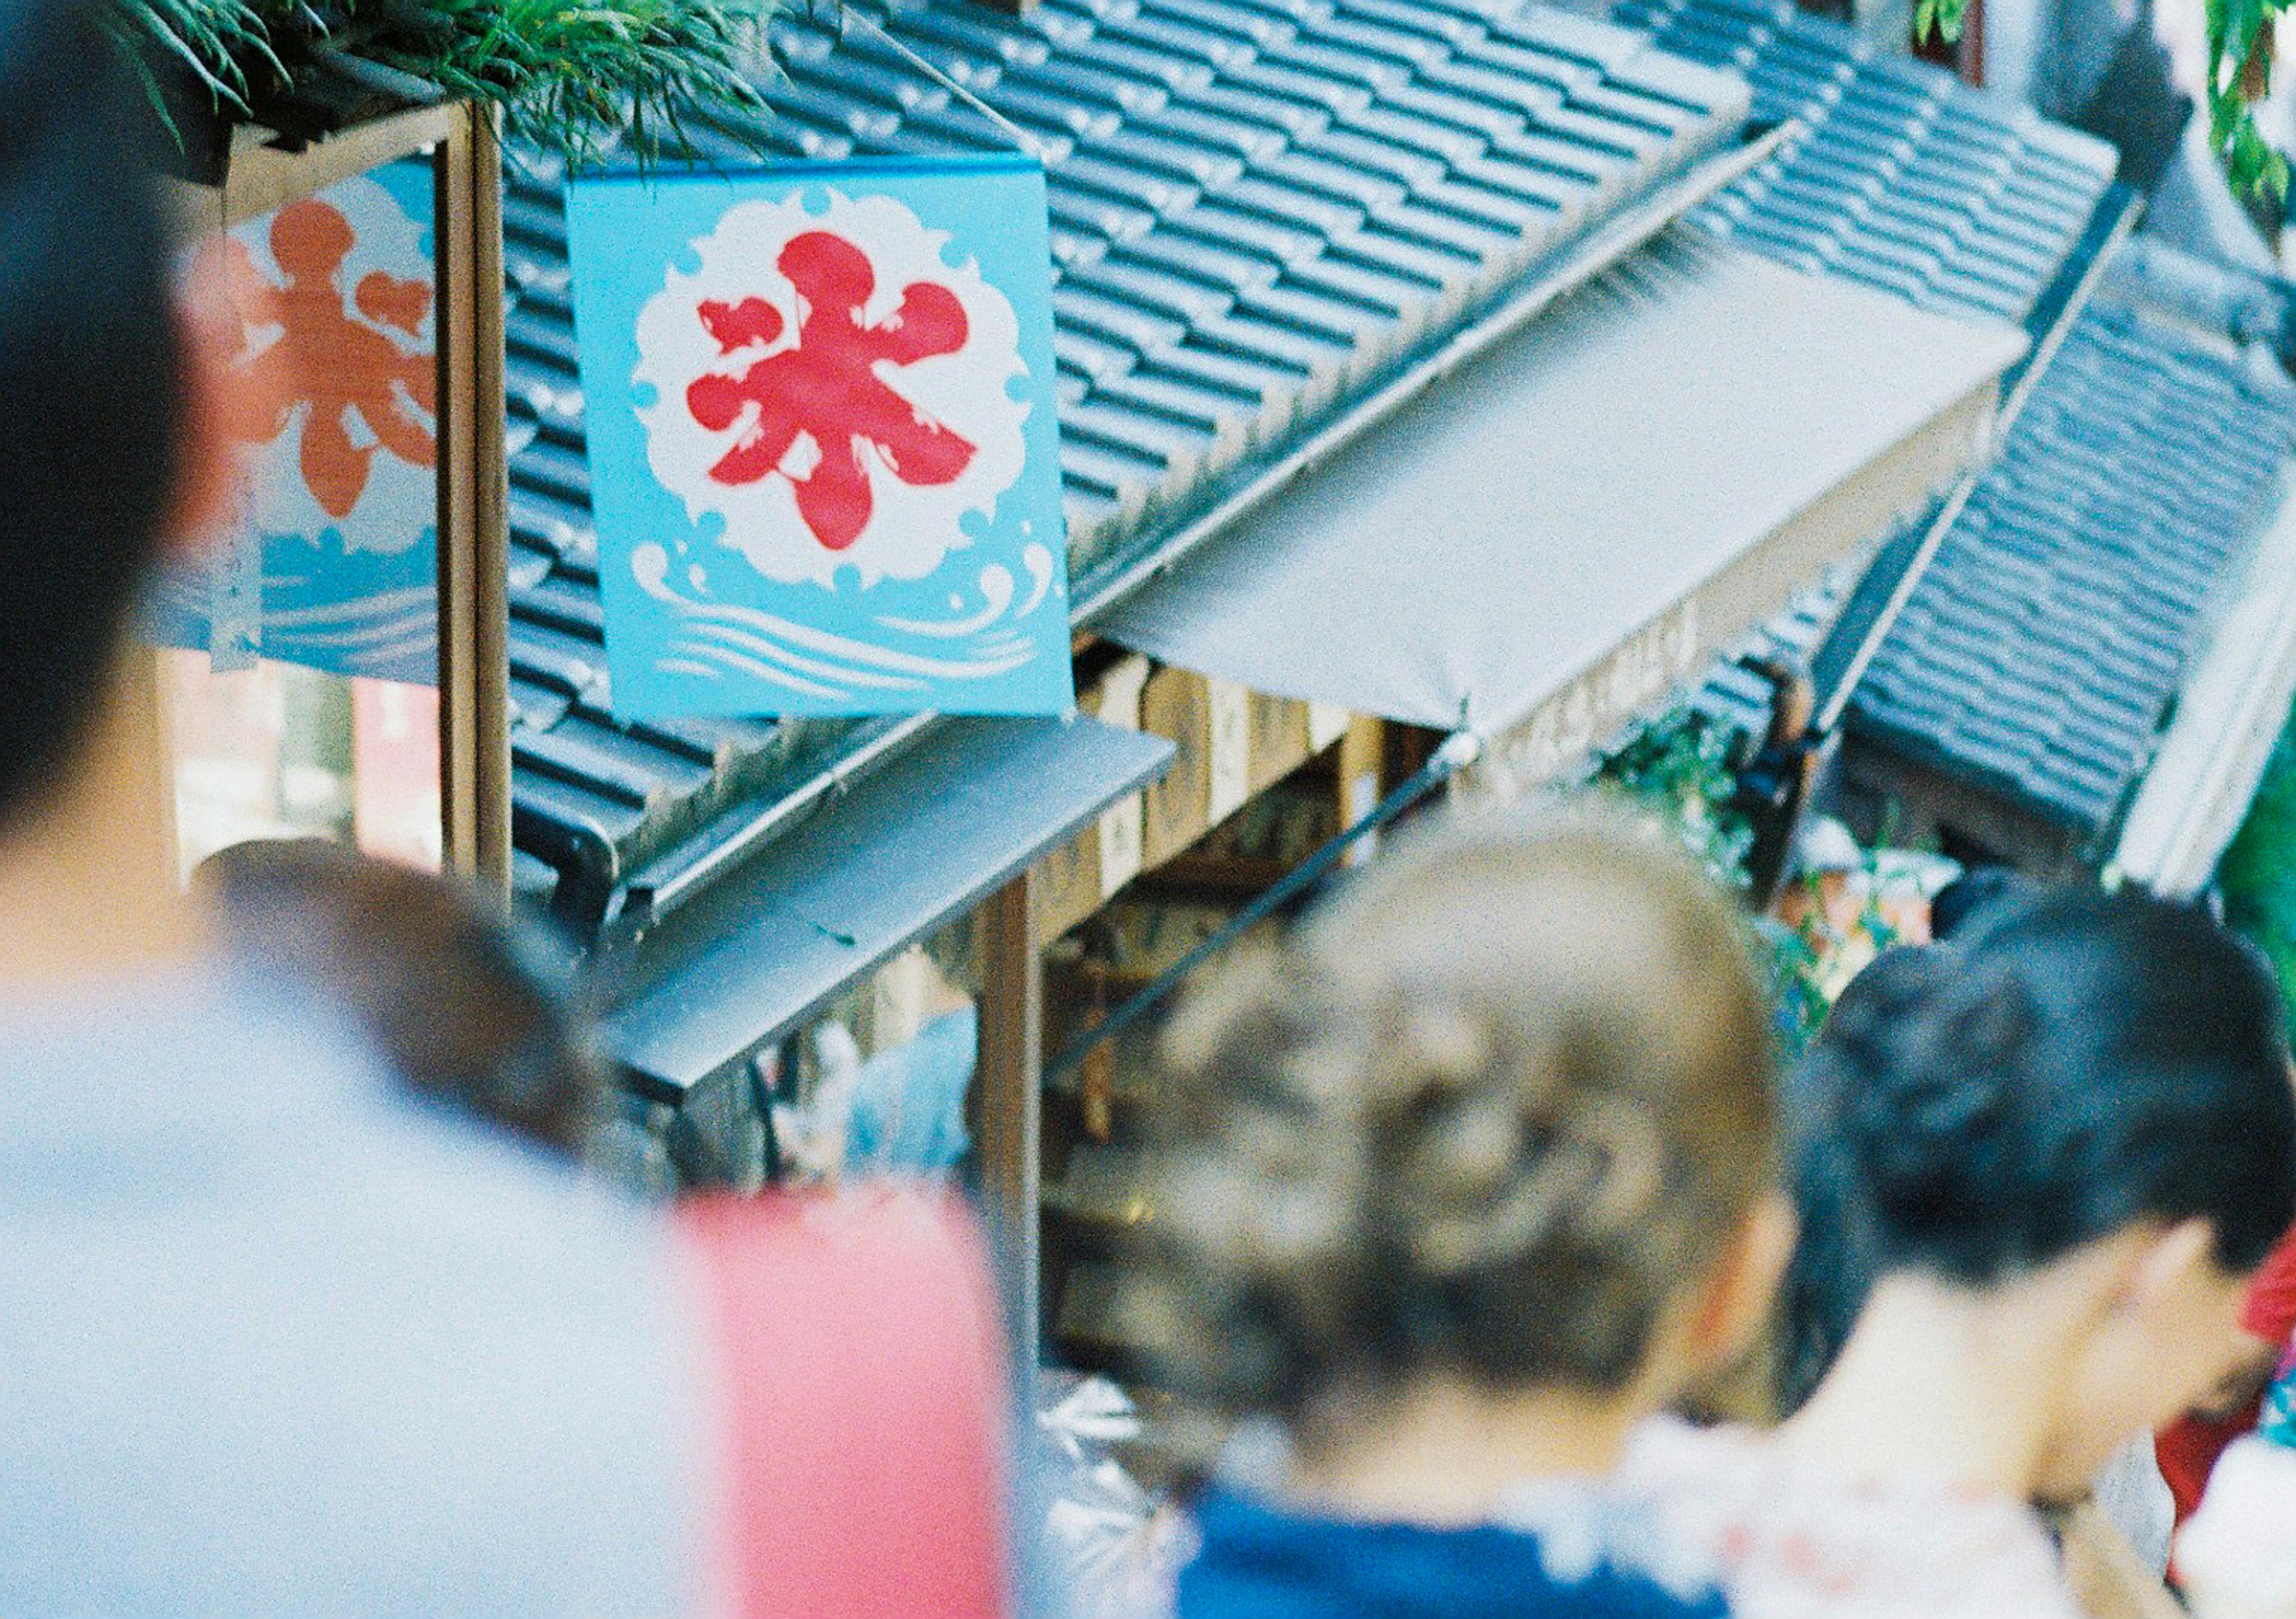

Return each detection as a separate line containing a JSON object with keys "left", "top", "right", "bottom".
{"left": 1615, "top": 886, "right": 2296, "bottom": 1619}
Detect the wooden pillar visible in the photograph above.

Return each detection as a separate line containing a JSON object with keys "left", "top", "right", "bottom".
{"left": 974, "top": 871, "right": 1043, "bottom": 1387}
{"left": 1337, "top": 717, "right": 1387, "bottom": 867}
{"left": 435, "top": 104, "right": 513, "bottom": 901}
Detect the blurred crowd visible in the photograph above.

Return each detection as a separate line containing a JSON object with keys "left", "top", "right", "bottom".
{"left": 7, "top": 6, "right": 2296, "bottom": 1616}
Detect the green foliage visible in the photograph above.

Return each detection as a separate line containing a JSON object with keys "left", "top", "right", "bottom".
{"left": 1593, "top": 708, "right": 1819, "bottom": 1055}
{"left": 1915, "top": 0, "right": 2289, "bottom": 203}
{"left": 2206, "top": 0, "right": 2294, "bottom": 200}
{"left": 1911, "top": 0, "right": 1973, "bottom": 50}
{"left": 2218, "top": 701, "right": 2296, "bottom": 1038}
{"left": 1758, "top": 911, "right": 1833, "bottom": 1062}
{"left": 107, "top": 0, "right": 778, "bottom": 164}
{"left": 1592, "top": 707, "right": 1756, "bottom": 894}
{"left": 1593, "top": 703, "right": 1898, "bottom": 1062}
{"left": 102, "top": 0, "right": 277, "bottom": 115}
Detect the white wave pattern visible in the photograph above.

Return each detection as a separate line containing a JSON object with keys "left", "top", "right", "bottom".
{"left": 634, "top": 542, "right": 1041, "bottom": 702}
{"left": 156, "top": 566, "right": 435, "bottom": 678}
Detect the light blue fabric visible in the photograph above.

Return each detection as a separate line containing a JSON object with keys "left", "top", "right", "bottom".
{"left": 846, "top": 1006, "right": 976, "bottom": 1175}
{"left": 0, "top": 957, "right": 712, "bottom": 1617}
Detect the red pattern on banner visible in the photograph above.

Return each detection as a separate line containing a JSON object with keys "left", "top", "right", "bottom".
{"left": 227, "top": 200, "right": 437, "bottom": 520}
{"left": 684, "top": 230, "right": 976, "bottom": 552}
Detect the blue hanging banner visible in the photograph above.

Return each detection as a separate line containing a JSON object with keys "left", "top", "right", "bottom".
{"left": 565, "top": 155, "right": 1073, "bottom": 719}
{"left": 151, "top": 160, "right": 441, "bottom": 684}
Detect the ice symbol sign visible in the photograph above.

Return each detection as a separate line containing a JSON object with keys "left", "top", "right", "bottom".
{"left": 685, "top": 231, "right": 979, "bottom": 552}
{"left": 566, "top": 157, "right": 1072, "bottom": 718}
{"left": 634, "top": 191, "right": 1030, "bottom": 588}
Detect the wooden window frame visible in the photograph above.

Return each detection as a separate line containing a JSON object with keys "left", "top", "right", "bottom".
{"left": 169, "top": 102, "right": 512, "bottom": 898}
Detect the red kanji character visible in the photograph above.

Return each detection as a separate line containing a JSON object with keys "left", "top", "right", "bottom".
{"left": 226, "top": 199, "right": 437, "bottom": 520}
{"left": 684, "top": 230, "right": 977, "bottom": 552}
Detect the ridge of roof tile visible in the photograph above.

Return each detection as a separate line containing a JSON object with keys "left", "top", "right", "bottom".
{"left": 1611, "top": 0, "right": 2118, "bottom": 325}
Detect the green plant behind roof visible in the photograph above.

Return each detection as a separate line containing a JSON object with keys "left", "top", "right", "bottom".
{"left": 108, "top": 0, "right": 779, "bottom": 165}
{"left": 1916, "top": 0, "right": 2291, "bottom": 201}
{"left": 2202, "top": 0, "right": 2295, "bottom": 201}
{"left": 2219, "top": 700, "right": 2296, "bottom": 1038}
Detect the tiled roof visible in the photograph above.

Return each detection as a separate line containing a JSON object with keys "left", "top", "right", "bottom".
{"left": 502, "top": 0, "right": 1754, "bottom": 921}
{"left": 1610, "top": 0, "right": 2118, "bottom": 325}
{"left": 1842, "top": 268, "right": 2296, "bottom": 842}
{"left": 1688, "top": 565, "right": 1857, "bottom": 741}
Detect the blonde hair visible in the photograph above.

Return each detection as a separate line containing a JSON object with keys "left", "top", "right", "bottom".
{"left": 1131, "top": 807, "right": 1776, "bottom": 1427}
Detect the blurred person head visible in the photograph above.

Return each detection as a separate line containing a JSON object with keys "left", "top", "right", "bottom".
{"left": 1928, "top": 865, "right": 2042, "bottom": 942}
{"left": 1131, "top": 806, "right": 1792, "bottom": 1509}
{"left": 1800, "top": 885, "right": 2296, "bottom": 1503}
{"left": 0, "top": 1, "right": 184, "bottom": 830}
{"left": 200, "top": 841, "right": 603, "bottom": 1156}
{"left": 0, "top": 0, "right": 267, "bottom": 982}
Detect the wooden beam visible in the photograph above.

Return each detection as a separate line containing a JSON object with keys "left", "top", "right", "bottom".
{"left": 1034, "top": 659, "right": 1339, "bottom": 940}
{"left": 974, "top": 872, "right": 1043, "bottom": 1383}
{"left": 433, "top": 105, "right": 513, "bottom": 900}
{"left": 1336, "top": 717, "right": 1386, "bottom": 868}
{"left": 166, "top": 105, "right": 460, "bottom": 232}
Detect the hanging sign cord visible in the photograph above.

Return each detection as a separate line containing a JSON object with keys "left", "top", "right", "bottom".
{"left": 837, "top": 10, "right": 1056, "bottom": 163}
{"left": 1040, "top": 729, "right": 1481, "bottom": 1089}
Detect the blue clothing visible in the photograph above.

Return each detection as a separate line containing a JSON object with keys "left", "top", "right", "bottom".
{"left": 1178, "top": 1483, "right": 1730, "bottom": 1619}
{"left": 0, "top": 958, "right": 710, "bottom": 1617}
{"left": 847, "top": 1005, "right": 976, "bottom": 1173}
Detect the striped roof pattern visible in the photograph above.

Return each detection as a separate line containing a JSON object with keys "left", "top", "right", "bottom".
{"left": 1611, "top": 0, "right": 2118, "bottom": 323}
{"left": 1845, "top": 294, "right": 2296, "bottom": 839}
{"left": 499, "top": 0, "right": 1751, "bottom": 912}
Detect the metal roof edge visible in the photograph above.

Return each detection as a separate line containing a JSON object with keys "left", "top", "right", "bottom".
{"left": 1994, "top": 183, "right": 2147, "bottom": 416}
{"left": 600, "top": 713, "right": 1177, "bottom": 1100}
{"left": 1813, "top": 187, "right": 2147, "bottom": 735}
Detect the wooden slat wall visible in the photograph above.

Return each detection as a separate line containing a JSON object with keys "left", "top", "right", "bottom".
{"left": 1033, "top": 659, "right": 1372, "bottom": 941}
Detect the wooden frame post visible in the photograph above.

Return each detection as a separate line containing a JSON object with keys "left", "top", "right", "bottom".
{"left": 435, "top": 105, "right": 513, "bottom": 899}
{"left": 975, "top": 871, "right": 1043, "bottom": 1386}
{"left": 169, "top": 101, "right": 511, "bottom": 901}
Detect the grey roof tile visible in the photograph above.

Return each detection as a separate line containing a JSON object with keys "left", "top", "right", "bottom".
{"left": 1613, "top": 0, "right": 2116, "bottom": 325}
{"left": 1842, "top": 286, "right": 2296, "bottom": 841}
{"left": 499, "top": 0, "right": 1769, "bottom": 916}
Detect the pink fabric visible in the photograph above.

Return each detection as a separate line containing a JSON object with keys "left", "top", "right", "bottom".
{"left": 2239, "top": 1223, "right": 2296, "bottom": 1344}
{"left": 679, "top": 1189, "right": 1012, "bottom": 1619}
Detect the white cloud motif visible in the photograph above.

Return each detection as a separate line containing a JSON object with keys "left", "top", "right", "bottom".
{"left": 633, "top": 190, "right": 1031, "bottom": 588}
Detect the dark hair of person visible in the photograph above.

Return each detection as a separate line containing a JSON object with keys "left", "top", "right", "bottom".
{"left": 1928, "top": 865, "right": 2041, "bottom": 942}
{"left": 201, "top": 841, "right": 603, "bottom": 1157}
{"left": 1827, "top": 886, "right": 2296, "bottom": 1286}
{"left": 1128, "top": 807, "right": 1778, "bottom": 1436}
{"left": 0, "top": 0, "right": 182, "bottom": 827}
{"left": 1775, "top": 945, "right": 1953, "bottom": 1412}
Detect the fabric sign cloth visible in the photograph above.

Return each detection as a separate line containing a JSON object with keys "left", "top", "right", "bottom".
{"left": 151, "top": 160, "right": 441, "bottom": 684}
{"left": 566, "top": 157, "right": 1072, "bottom": 718}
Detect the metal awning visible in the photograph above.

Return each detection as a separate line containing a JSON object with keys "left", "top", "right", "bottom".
{"left": 1100, "top": 232, "right": 2030, "bottom": 743}
{"left": 603, "top": 714, "right": 1173, "bottom": 1100}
